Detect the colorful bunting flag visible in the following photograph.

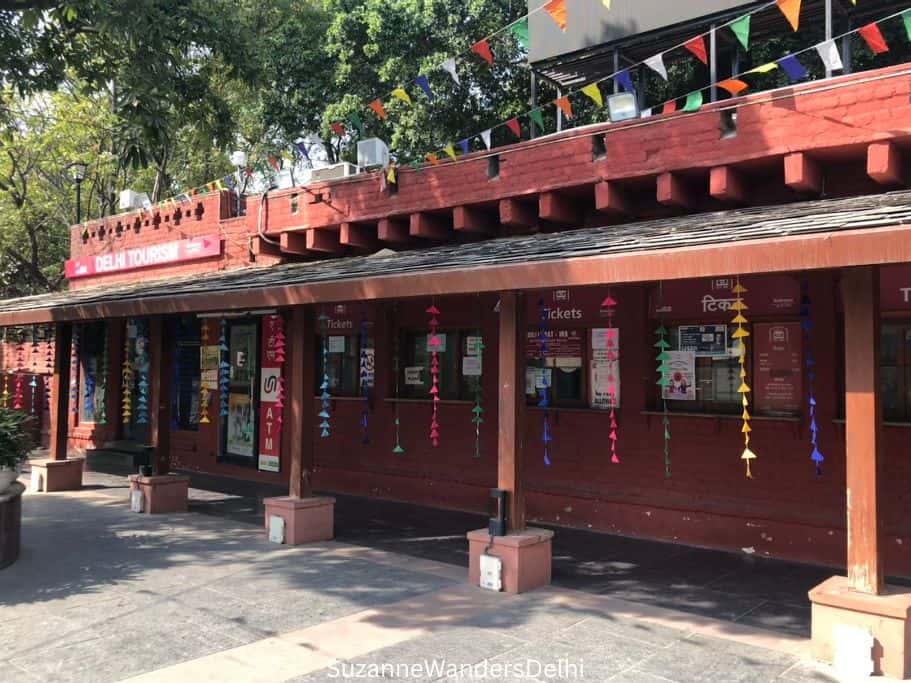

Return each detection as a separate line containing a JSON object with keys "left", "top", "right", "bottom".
{"left": 414, "top": 75, "right": 435, "bottom": 100}
{"left": 330, "top": 121, "right": 345, "bottom": 137}
{"left": 778, "top": 54, "right": 808, "bottom": 81}
{"left": 615, "top": 69, "right": 634, "bottom": 93}
{"left": 458, "top": 139, "right": 470, "bottom": 155}
{"left": 481, "top": 129, "right": 492, "bottom": 150}
{"left": 391, "top": 88, "right": 412, "bottom": 105}
{"left": 348, "top": 112, "right": 364, "bottom": 137}
{"left": 544, "top": 0, "right": 567, "bottom": 31}
{"left": 528, "top": 108, "right": 545, "bottom": 132}
{"left": 506, "top": 118, "right": 521, "bottom": 138}
{"left": 903, "top": 10, "right": 911, "bottom": 43}
{"left": 717, "top": 79, "right": 748, "bottom": 96}
{"left": 426, "top": 152, "right": 440, "bottom": 165}
{"left": 509, "top": 18, "right": 529, "bottom": 49}
{"left": 472, "top": 39, "right": 494, "bottom": 66}
{"left": 682, "top": 91, "right": 703, "bottom": 112}
{"left": 581, "top": 82, "right": 603, "bottom": 107}
{"left": 369, "top": 99, "right": 387, "bottom": 120}
{"left": 443, "top": 144, "right": 458, "bottom": 162}
{"left": 816, "top": 39, "right": 844, "bottom": 72}
{"left": 684, "top": 36, "right": 708, "bottom": 65}
{"left": 440, "top": 58, "right": 460, "bottom": 85}
{"left": 554, "top": 96, "right": 573, "bottom": 119}
{"left": 730, "top": 14, "right": 751, "bottom": 51}
{"left": 746, "top": 62, "right": 779, "bottom": 74}
{"left": 859, "top": 22, "right": 889, "bottom": 55}
{"left": 776, "top": 0, "right": 801, "bottom": 32}
{"left": 663, "top": 100, "right": 677, "bottom": 115}
{"left": 644, "top": 54, "right": 668, "bottom": 80}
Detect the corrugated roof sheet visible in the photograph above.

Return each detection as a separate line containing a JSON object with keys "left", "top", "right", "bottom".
{"left": 2, "top": 189, "right": 911, "bottom": 317}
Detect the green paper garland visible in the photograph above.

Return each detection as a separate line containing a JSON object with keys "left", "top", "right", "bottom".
{"left": 655, "top": 284, "right": 672, "bottom": 477}
{"left": 471, "top": 338, "right": 485, "bottom": 459}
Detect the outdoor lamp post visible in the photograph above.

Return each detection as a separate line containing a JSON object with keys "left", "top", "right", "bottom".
{"left": 69, "top": 161, "right": 88, "bottom": 224}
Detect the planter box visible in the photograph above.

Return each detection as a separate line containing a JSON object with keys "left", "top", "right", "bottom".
{"left": 0, "top": 481, "right": 24, "bottom": 569}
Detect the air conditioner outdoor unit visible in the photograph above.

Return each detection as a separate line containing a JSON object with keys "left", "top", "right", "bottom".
{"left": 357, "top": 138, "right": 390, "bottom": 170}
{"left": 309, "top": 162, "right": 360, "bottom": 183}
{"left": 119, "top": 189, "right": 151, "bottom": 211}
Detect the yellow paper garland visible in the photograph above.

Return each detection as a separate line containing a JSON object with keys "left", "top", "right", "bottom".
{"left": 731, "top": 279, "right": 756, "bottom": 478}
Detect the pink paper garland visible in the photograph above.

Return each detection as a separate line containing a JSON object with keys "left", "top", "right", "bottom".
{"left": 601, "top": 294, "right": 620, "bottom": 464}
{"left": 427, "top": 303, "right": 441, "bottom": 447}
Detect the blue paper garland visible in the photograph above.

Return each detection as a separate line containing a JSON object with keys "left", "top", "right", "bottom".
{"left": 70, "top": 325, "right": 80, "bottom": 414}
{"left": 537, "top": 298, "right": 552, "bottom": 466}
{"left": 135, "top": 320, "right": 149, "bottom": 425}
{"left": 219, "top": 319, "right": 230, "bottom": 418}
{"left": 801, "top": 278, "right": 824, "bottom": 476}
{"left": 318, "top": 312, "right": 331, "bottom": 438}
{"left": 359, "top": 308, "right": 370, "bottom": 444}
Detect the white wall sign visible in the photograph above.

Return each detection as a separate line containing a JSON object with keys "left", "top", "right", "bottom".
{"left": 462, "top": 356, "right": 482, "bottom": 377}
{"left": 328, "top": 335, "right": 346, "bottom": 353}
{"left": 466, "top": 336, "right": 483, "bottom": 356}
{"left": 405, "top": 366, "right": 424, "bottom": 385}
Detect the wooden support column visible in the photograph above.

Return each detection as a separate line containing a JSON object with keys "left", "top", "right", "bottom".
{"left": 284, "top": 306, "right": 316, "bottom": 499}
{"left": 48, "top": 321, "right": 72, "bottom": 461}
{"left": 340, "top": 222, "right": 379, "bottom": 251}
{"left": 378, "top": 217, "right": 411, "bottom": 244}
{"left": 657, "top": 172, "right": 695, "bottom": 209}
{"left": 453, "top": 206, "right": 495, "bottom": 234}
{"left": 497, "top": 291, "right": 527, "bottom": 532}
{"left": 841, "top": 266, "right": 883, "bottom": 595}
{"left": 410, "top": 212, "right": 452, "bottom": 240}
{"left": 784, "top": 152, "right": 823, "bottom": 193}
{"left": 280, "top": 232, "right": 309, "bottom": 255}
{"left": 147, "top": 316, "right": 174, "bottom": 475}
{"left": 306, "top": 229, "right": 343, "bottom": 254}
{"left": 539, "top": 192, "right": 581, "bottom": 224}
{"left": 499, "top": 198, "right": 537, "bottom": 231}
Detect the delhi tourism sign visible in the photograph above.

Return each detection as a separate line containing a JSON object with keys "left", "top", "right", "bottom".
{"left": 64, "top": 235, "right": 221, "bottom": 279}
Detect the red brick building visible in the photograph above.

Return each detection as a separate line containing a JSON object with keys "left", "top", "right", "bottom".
{"left": 4, "top": 55, "right": 911, "bottom": 677}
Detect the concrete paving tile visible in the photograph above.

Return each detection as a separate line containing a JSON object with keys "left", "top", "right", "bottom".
{"left": 487, "top": 637, "right": 655, "bottom": 682}
{"left": 555, "top": 614, "right": 689, "bottom": 649}
{"left": 775, "top": 659, "right": 841, "bottom": 682}
{"left": 633, "top": 633, "right": 800, "bottom": 683}
{"left": 0, "top": 660, "right": 44, "bottom": 683}
{"left": 455, "top": 599, "right": 594, "bottom": 643}
{"left": 735, "top": 600, "right": 811, "bottom": 638}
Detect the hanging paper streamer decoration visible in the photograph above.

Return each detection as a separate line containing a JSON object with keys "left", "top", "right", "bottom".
{"left": 122, "top": 321, "right": 133, "bottom": 424}
{"left": 472, "top": 338, "right": 485, "bottom": 459}
{"left": 731, "top": 279, "right": 756, "bottom": 478}
{"left": 199, "top": 321, "right": 211, "bottom": 424}
{"left": 801, "top": 278, "right": 824, "bottom": 476}
{"left": 219, "top": 319, "right": 230, "bottom": 418}
{"left": 136, "top": 321, "right": 149, "bottom": 425}
{"left": 601, "top": 294, "right": 620, "bottom": 464}
{"left": 97, "top": 327, "right": 108, "bottom": 424}
{"left": 70, "top": 325, "right": 80, "bottom": 415}
{"left": 359, "top": 308, "right": 371, "bottom": 445}
{"left": 318, "top": 312, "right": 331, "bottom": 439}
{"left": 1, "top": 370, "right": 8, "bottom": 409}
{"left": 427, "top": 302, "right": 441, "bottom": 447}
{"left": 393, "top": 306, "right": 405, "bottom": 455}
{"left": 537, "top": 298, "right": 552, "bottom": 466}
{"left": 29, "top": 327, "right": 38, "bottom": 415}
{"left": 14, "top": 334, "right": 25, "bottom": 411}
{"left": 655, "top": 292, "right": 672, "bottom": 478}
{"left": 44, "top": 326, "right": 53, "bottom": 411}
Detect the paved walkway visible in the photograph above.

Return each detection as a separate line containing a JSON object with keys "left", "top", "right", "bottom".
{"left": 0, "top": 469, "right": 848, "bottom": 682}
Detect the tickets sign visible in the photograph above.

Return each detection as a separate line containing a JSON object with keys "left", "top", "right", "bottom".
{"left": 65, "top": 234, "right": 221, "bottom": 279}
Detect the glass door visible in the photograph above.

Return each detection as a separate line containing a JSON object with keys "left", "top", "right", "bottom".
{"left": 221, "top": 319, "right": 259, "bottom": 465}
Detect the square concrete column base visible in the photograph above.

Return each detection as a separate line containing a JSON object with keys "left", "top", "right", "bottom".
{"left": 809, "top": 575, "right": 911, "bottom": 679}
{"left": 127, "top": 474, "right": 190, "bottom": 514}
{"left": 467, "top": 527, "right": 554, "bottom": 594}
{"left": 29, "top": 457, "right": 84, "bottom": 492}
{"left": 263, "top": 496, "right": 335, "bottom": 545}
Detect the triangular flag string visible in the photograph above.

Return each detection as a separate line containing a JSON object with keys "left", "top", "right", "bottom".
{"left": 731, "top": 278, "right": 757, "bottom": 478}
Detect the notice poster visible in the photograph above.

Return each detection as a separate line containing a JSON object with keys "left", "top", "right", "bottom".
{"left": 328, "top": 336, "right": 346, "bottom": 353}
{"left": 754, "top": 322, "right": 802, "bottom": 414}
{"left": 525, "top": 329, "right": 583, "bottom": 358}
{"left": 200, "top": 345, "right": 219, "bottom": 385}
{"left": 226, "top": 393, "right": 255, "bottom": 457}
{"left": 591, "top": 328, "right": 620, "bottom": 410}
{"left": 466, "top": 336, "right": 483, "bottom": 356}
{"left": 662, "top": 351, "right": 696, "bottom": 401}
{"left": 678, "top": 325, "right": 728, "bottom": 357}
{"left": 426, "top": 333, "right": 447, "bottom": 353}
{"left": 405, "top": 366, "right": 424, "bottom": 385}
{"left": 360, "top": 348, "right": 375, "bottom": 389}
{"left": 462, "top": 356, "right": 482, "bottom": 376}
{"left": 258, "top": 314, "right": 285, "bottom": 472}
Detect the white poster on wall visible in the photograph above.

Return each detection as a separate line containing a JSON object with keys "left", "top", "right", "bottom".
{"left": 426, "top": 333, "right": 447, "bottom": 353}
{"left": 405, "top": 366, "right": 424, "bottom": 385}
{"left": 591, "top": 328, "right": 620, "bottom": 409}
{"left": 462, "top": 356, "right": 482, "bottom": 376}
{"left": 466, "top": 336, "right": 483, "bottom": 356}
{"left": 662, "top": 351, "right": 696, "bottom": 401}
{"left": 360, "top": 348, "right": 375, "bottom": 388}
{"left": 328, "top": 336, "right": 346, "bottom": 353}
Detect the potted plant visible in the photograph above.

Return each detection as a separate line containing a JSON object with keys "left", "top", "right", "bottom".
{"left": 0, "top": 408, "right": 34, "bottom": 494}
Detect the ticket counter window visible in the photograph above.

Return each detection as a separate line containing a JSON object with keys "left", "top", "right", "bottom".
{"left": 526, "top": 329, "right": 585, "bottom": 408}
{"left": 661, "top": 325, "right": 741, "bottom": 415}
{"left": 222, "top": 320, "right": 258, "bottom": 464}
{"left": 172, "top": 317, "right": 201, "bottom": 431}
{"left": 78, "top": 322, "right": 107, "bottom": 424}
{"left": 316, "top": 334, "right": 375, "bottom": 397}
{"left": 401, "top": 329, "right": 480, "bottom": 401}
{"left": 881, "top": 324, "right": 911, "bottom": 421}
